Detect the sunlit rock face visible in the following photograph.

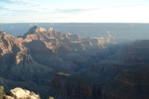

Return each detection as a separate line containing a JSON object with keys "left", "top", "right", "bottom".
{"left": 5, "top": 87, "right": 40, "bottom": 99}
{"left": 0, "top": 31, "right": 30, "bottom": 66}
{"left": 21, "top": 26, "right": 114, "bottom": 51}
{"left": 0, "top": 31, "right": 53, "bottom": 86}
{"left": 0, "top": 31, "right": 15, "bottom": 55}
{"left": 69, "top": 34, "right": 81, "bottom": 41}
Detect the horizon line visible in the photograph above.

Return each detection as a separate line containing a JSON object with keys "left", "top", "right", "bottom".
{"left": 1, "top": 22, "right": 149, "bottom": 24}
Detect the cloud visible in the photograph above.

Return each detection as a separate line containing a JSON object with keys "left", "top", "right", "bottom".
{"left": 109, "top": 4, "right": 148, "bottom": 8}
{"left": 0, "top": 0, "right": 39, "bottom": 6}
{"left": 0, "top": 5, "right": 36, "bottom": 13}
{"left": 53, "top": 7, "right": 101, "bottom": 14}
{"left": 0, "top": 6, "right": 13, "bottom": 11}
{"left": 0, "top": 0, "right": 40, "bottom": 14}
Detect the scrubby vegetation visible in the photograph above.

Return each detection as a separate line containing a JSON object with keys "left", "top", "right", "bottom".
{"left": 0, "top": 86, "right": 5, "bottom": 99}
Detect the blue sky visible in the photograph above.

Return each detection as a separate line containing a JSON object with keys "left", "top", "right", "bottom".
{"left": 0, "top": 0, "right": 149, "bottom": 23}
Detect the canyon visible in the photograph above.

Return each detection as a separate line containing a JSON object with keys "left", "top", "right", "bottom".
{"left": 0, "top": 26, "right": 149, "bottom": 99}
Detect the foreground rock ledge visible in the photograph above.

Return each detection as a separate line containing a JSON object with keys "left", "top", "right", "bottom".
{"left": 4, "top": 87, "right": 40, "bottom": 99}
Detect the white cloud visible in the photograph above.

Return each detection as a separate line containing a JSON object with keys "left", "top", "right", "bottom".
{"left": 53, "top": 7, "right": 101, "bottom": 14}
{"left": 0, "top": 0, "right": 40, "bottom": 7}
{"left": 0, "top": 5, "right": 36, "bottom": 12}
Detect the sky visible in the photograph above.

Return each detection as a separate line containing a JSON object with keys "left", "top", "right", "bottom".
{"left": 0, "top": 0, "right": 149, "bottom": 23}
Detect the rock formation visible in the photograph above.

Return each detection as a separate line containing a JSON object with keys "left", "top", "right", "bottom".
{"left": 4, "top": 87, "right": 40, "bottom": 99}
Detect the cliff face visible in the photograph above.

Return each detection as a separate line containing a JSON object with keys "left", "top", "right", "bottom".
{"left": 48, "top": 73, "right": 102, "bottom": 99}
{"left": 122, "top": 40, "right": 149, "bottom": 64}
{"left": 99, "top": 40, "right": 149, "bottom": 99}
{"left": 100, "top": 69, "right": 149, "bottom": 99}
{"left": 0, "top": 31, "right": 30, "bottom": 72}
{"left": 0, "top": 31, "right": 53, "bottom": 86}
